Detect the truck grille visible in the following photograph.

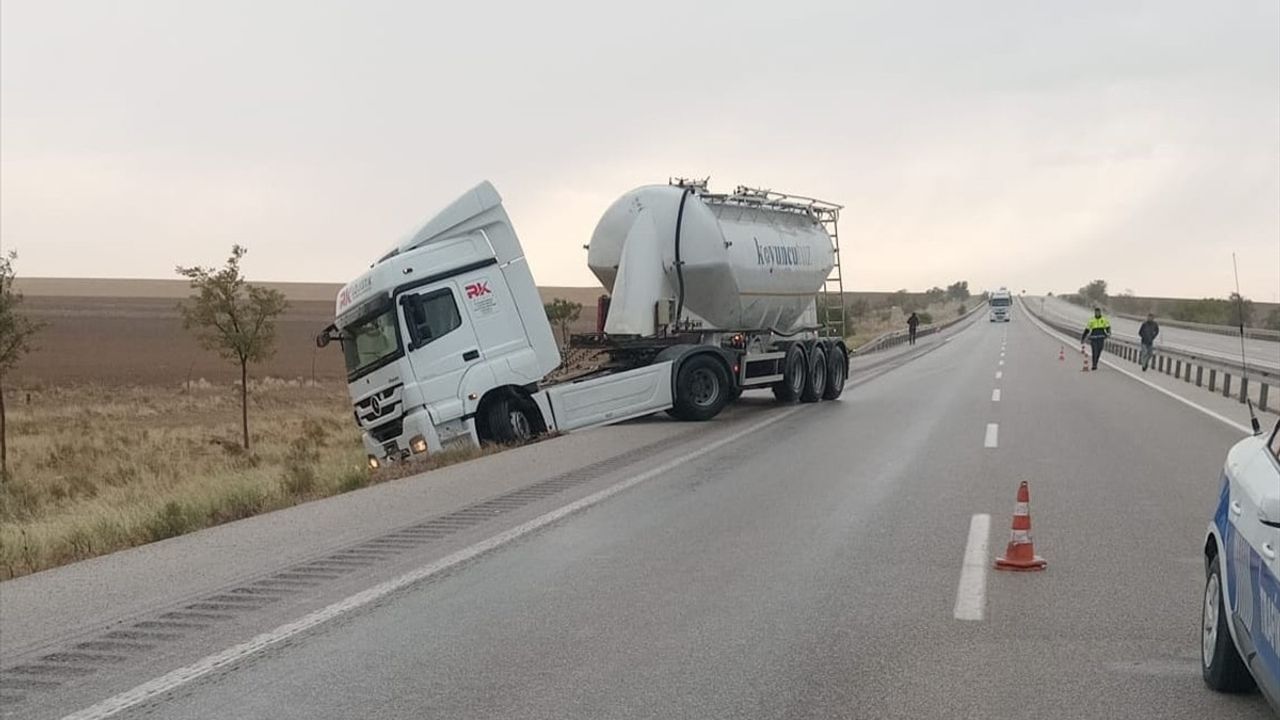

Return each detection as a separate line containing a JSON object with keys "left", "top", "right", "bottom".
{"left": 368, "top": 419, "right": 403, "bottom": 444}
{"left": 355, "top": 384, "right": 403, "bottom": 426}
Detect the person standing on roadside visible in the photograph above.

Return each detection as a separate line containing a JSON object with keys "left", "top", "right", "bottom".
{"left": 1079, "top": 307, "right": 1112, "bottom": 371}
{"left": 1138, "top": 313, "right": 1160, "bottom": 371}
{"left": 907, "top": 311, "right": 920, "bottom": 345}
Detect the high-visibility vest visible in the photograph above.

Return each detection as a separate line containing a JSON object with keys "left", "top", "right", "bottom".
{"left": 1085, "top": 316, "right": 1111, "bottom": 337}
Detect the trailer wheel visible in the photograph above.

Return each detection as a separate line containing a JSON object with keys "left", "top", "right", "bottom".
{"left": 485, "top": 395, "right": 539, "bottom": 444}
{"left": 801, "top": 346, "right": 826, "bottom": 403}
{"left": 670, "top": 354, "right": 730, "bottom": 421}
{"left": 823, "top": 346, "right": 846, "bottom": 400}
{"left": 772, "top": 345, "right": 806, "bottom": 402}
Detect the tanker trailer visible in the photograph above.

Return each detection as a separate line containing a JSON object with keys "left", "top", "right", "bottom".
{"left": 320, "top": 179, "right": 848, "bottom": 464}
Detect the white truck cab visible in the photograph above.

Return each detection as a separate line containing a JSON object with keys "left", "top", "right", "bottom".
{"left": 989, "top": 288, "right": 1012, "bottom": 322}
{"left": 322, "top": 183, "right": 560, "bottom": 463}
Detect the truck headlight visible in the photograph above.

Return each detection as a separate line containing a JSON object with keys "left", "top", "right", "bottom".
{"left": 410, "top": 435, "right": 428, "bottom": 454}
{"left": 367, "top": 455, "right": 380, "bottom": 470}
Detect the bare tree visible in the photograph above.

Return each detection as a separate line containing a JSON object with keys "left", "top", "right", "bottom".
{"left": 177, "top": 245, "right": 288, "bottom": 450}
{"left": 1078, "top": 279, "right": 1108, "bottom": 306}
{"left": 0, "top": 252, "right": 42, "bottom": 477}
{"left": 544, "top": 298, "right": 582, "bottom": 347}
{"left": 945, "top": 281, "right": 970, "bottom": 301}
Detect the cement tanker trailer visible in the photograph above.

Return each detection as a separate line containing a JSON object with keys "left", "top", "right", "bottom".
{"left": 320, "top": 179, "right": 848, "bottom": 464}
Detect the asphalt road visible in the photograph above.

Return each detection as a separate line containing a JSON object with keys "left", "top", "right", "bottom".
{"left": 1035, "top": 295, "right": 1280, "bottom": 372}
{"left": 3, "top": 308, "right": 1274, "bottom": 719}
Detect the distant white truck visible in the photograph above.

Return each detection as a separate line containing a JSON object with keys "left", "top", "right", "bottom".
{"left": 989, "top": 288, "right": 1012, "bottom": 322}
{"left": 319, "top": 180, "right": 850, "bottom": 467}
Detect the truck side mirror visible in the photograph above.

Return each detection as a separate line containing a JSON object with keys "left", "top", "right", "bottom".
{"left": 316, "top": 324, "right": 339, "bottom": 349}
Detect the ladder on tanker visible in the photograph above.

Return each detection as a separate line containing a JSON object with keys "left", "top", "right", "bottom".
{"left": 817, "top": 211, "right": 846, "bottom": 338}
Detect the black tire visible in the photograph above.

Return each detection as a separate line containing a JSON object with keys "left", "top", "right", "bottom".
{"left": 823, "top": 345, "right": 846, "bottom": 400}
{"left": 670, "top": 354, "right": 730, "bottom": 421}
{"left": 772, "top": 344, "right": 806, "bottom": 403}
{"left": 485, "top": 395, "right": 538, "bottom": 444}
{"left": 1202, "top": 554, "right": 1256, "bottom": 692}
{"left": 801, "top": 346, "right": 826, "bottom": 403}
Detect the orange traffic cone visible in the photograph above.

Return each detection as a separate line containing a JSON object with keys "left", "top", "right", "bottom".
{"left": 1080, "top": 345, "right": 1089, "bottom": 372}
{"left": 1058, "top": 347, "right": 1065, "bottom": 362}
{"left": 994, "top": 481, "right": 1047, "bottom": 571}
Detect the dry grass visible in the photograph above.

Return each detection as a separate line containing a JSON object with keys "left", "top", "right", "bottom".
{"left": 0, "top": 382, "right": 487, "bottom": 579}
{"left": 846, "top": 300, "right": 969, "bottom": 347}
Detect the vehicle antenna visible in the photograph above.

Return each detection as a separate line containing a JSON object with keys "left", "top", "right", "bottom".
{"left": 1232, "top": 253, "right": 1262, "bottom": 435}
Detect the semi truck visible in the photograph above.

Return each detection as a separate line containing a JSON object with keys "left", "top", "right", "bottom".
{"left": 989, "top": 288, "right": 1012, "bottom": 321}
{"left": 318, "top": 179, "right": 850, "bottom": 467}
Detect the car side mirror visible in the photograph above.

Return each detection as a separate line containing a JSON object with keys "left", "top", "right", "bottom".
{"left": 1259, "top": 494, "right": 1280, "bottom": 529}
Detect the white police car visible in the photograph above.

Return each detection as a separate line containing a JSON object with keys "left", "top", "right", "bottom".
{"left": 1203, "top": 417, "right": 1280, "bottom": 708}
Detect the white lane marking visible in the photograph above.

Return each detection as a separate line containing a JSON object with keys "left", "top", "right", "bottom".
{"left": 1017, "top": 300, "right": 1252, "bottom": 435}
{"left": 984, "top": 423, "right": 999, "bottom": 447}
{"left": 1100, "top": 359, "right": 1251, "bottom": 434}
{"left": 60, "top": 408, "right": 805, "bottom": 720}
{"left": 992, "top": 389, "right": 1001, "bottom": 402}
{"left": 995, "top": 371, "right": 1002, "bottom": 380}
{"left": 998, "top": 359, "right": 1004, "bottom": 366}
{"left": 954, "top": 513, "right": 992, "bottom": 621}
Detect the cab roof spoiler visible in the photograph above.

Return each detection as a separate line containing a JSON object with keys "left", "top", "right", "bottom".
{"left": 377, "top": 181, "right": 503, "bottom": 265}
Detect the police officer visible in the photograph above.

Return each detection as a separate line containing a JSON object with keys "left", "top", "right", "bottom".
{"left": 1080, "top": 307, "right": 1112, "bottom": 371}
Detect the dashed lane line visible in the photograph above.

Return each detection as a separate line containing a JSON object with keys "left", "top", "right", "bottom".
{"left": 953, "top": 514, "right": 992, "bottom": 621}
{"left": 984, "top": 423, "right": 999, "bottom": 448}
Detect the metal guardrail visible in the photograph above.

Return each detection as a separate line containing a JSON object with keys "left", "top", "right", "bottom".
{"left": 1049, "top": 299, "right": 1280, "bottom": 342}
{"left": 1025, "top": 300, "right": 1275, "bottom": 414}
{"left": 852, "top": 302, "right": 988, "bottom": 356}
{"left": 1108, "top": 311, "right": 1280, "bottom": 342}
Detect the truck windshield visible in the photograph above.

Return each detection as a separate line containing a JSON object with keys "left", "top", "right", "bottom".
{"left": 340, "top": 307, "right": 402, "bottom": 379}
{"left": 991, "top": 297, "right": 1011, "bottom": 307}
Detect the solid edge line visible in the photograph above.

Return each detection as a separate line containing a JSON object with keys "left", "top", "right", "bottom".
{"left": 984, "top": 423, "right": 999, "bottom": 448}
{"left": 954, "top": 513, "right": 992, "bottom": 621}
{"left": 61, "top": 407, "right": 805, "bottom": 720}
{"left": 1099, "top": 362, "right": 1251, "bottom": 434}
{"left": 1017, "top": 301, "right": 1251, "bottom": 435}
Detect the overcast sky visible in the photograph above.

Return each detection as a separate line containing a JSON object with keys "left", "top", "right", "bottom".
{"left": 2, "top": 0, "right": 1277, "bottom": 299}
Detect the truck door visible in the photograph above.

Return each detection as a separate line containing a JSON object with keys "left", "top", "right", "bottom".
{"left": 399, "top": 283, "right": 486, "bottom": 423}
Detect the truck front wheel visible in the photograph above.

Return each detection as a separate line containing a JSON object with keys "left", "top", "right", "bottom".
{"left": 485, "top": 395, "right": 539, "bottom": 444}
{"left": 670, "top": 355, "right": 729, "bottom": 421}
